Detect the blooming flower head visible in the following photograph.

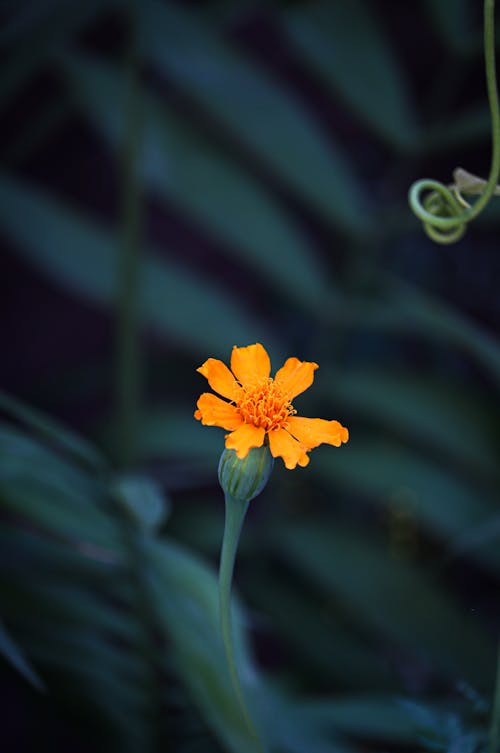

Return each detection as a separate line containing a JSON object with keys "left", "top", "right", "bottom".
{"left": 194, "top": 343, "right": 348, "bottom": 470}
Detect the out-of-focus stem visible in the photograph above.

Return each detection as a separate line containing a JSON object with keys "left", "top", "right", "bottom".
{"left": 115, "top": 1, "right": 142, "bottom": 467}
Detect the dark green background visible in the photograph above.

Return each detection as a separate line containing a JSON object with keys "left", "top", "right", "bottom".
{"left": 0, "top": 1, "right": 499, "bottom": 752}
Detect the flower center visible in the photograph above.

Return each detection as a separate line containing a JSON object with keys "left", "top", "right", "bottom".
{"left": 236, "top": 377, "right": 296, "bottom": 431}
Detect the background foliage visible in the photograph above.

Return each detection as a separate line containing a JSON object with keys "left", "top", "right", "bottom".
{"left": 1, "top": 1, "right": 499, "bottom": 751}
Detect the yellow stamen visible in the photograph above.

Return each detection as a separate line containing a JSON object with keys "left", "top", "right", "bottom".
{"left": 236, "top": 377, "right": 296, "bottom": 431}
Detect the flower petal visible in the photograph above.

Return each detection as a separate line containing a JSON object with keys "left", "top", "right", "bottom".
{"left": 287, "top": 416, "right": 349, "bottom": 449}
{"left": 194, "top": 393, "right": 243, "bottom": 431}
{"left": 230, "top": 343, "right": 271, "bottom": 385}
{"left": 274, "top": 357, "right": 318, "bottom": 399}
{"left": 196, "top": 358, "right": 240, "bottom": 400}
{"left": 268, "top": 427, "right": 310, "bottom": 470}
{"left": 225, "top": 423, "right": 266, "bottom": 459}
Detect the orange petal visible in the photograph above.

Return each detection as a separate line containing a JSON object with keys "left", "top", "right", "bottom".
{"left": 274, "top": 357, "right": 318, "bottom": 399}
{"left": 268, "top": 427, "right": 310, "bottom": 470}
{"left": 230, "top": 343, "right": 271, "bottom": 385}
{"left": 194, "top": 393, "right": 243, "bottom": 431}
{"left": 197, "top": 358, "right": 240, "bottom": 400}
{"left": 287, "top": 416, "right": 349, "bottom": 449}
{"left": 225, "top": 423, "right": 266, "bottom": 459}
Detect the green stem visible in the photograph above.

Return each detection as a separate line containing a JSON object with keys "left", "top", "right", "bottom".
{"left": 489, "top": 641, "right": 500, "bottom": 753}
{"left": 115, "top": 1, "right": 142, "bottom": 467}
{"left": 219, "top": 493, "right": 264, "bottom": 750}
{"left": 409, "top": 0, "right": 500, "bottom": 242}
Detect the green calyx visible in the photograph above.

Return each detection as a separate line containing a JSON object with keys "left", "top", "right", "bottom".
{"left": 218, "top": 445, "right": 274, "bottom": 503}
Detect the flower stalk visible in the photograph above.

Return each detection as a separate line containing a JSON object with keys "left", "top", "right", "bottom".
{"left": 218, "top": 493, "right": 257, "bottom": 742}
{"left": 217, "top": 447, "right": 273, "bottom": 751}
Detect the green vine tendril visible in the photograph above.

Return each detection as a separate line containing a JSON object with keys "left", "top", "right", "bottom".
{"left": 409, "top": 0, "right": 500, "bottom": 244}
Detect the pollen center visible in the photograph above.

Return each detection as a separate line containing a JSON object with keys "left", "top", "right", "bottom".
{"left": 236, "top": 377, "right": 295, "bottom": 431}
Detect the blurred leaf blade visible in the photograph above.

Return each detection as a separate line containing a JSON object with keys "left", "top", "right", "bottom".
{"left": 423, "top": 0, "right": 477, "bottom": 56}
{"left": 314, "top": 438, "right": 500, "bottom": 572}
{"left": 62, "top": 51, "right": 331, "bottom": 313}
{"left": 281, "top": 0, "right": 418, "bottom": 150}
{"left": 250, "top": 574, "right": 395, "bottom": 691}
{"left": 0, "top": 0, "right": 110, "bottom": 109}
{"left": 0, "top": 389, "right": 106, "bottom": 470}
{"left": 146, "top": 536, "right": 265, "bottom": 753}
{"left": 321, "top": 369, "right": 499, "bottom": 481}
{"left": 275, "top": 523, "right": 496, "bottom": 688}
{"left": 137, "top": 405, "right": 218, "bottom": 463}
{"left": 147, "top": 536, "right": 358, "bottom": 753}
{"left": 113, "top": 475, "right": 170, "bottom": 532}
{"left": 335, "top": 277, "right": 500, "bottom": 385}
{"left": 0, "top": 619, "right": 45, "bottom": 691}
{"left": 140, "top": 0, "right": 370, "bottom": 237}
{"left": 296, "top": 694, "right": 420, "bottom": 743}
{"left": 0, "top": 421, "right": 123, "bottom": 551}
{"left": 0, "top": 172, "right": 277, "bottom": 355}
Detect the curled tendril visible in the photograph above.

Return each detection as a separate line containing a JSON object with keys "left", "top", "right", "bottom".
{"left": 409, "top": 0, "right": 500, "bottom": 244}
{"left": 409, "top": 179, "right": 467, "bottom": 244}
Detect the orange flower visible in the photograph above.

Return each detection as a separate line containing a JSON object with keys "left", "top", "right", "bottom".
{"left": 194, "top": 343, "right": 348, "bottom": 470}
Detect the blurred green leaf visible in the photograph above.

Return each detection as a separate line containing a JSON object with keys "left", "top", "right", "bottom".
{"left": 168, "top": 503, "right": 224, "bottom": 555}
{"left": 0, "top": 172, "right": 276, "bottom": 356}
{"left": 297, "top": 694, "right": 419, "bottom": 743}
{"left": 0, "top": 0, "right": 109, "bottom": 110}
{"left": 23, "top": 626, "right": 148, "bottom": 697}
{"left": 0, "top": 424, "right": 121, "bottom": 549}
{"left": 0, "top": 389, "right": 105, "bottom": 470}
{"left": 23, "top": 633, "right": 150, "bottom": 750}
{"left": 0, "top": 529, "right": 152, "bottom": 751}
{"left": 314, "top": 439, "right": 500, "bottom": 572}
{"left": 258, "top": 688, "right": 358, "bottom": 753}
{"left": 146, "top": 536, "right": 264, "bottom": 753}
{"left": 0, "top": 0, "right": 109, "bottom": 48}
{"left": 0, "top": 474, "right": 120, "bottom": 549}
{"left": 137, "top": 406, "right": 218, "bottom": 465}
{"left": 423, "top": 106, "right": 491, "bottom": 153}
{"left": 399, "top": 698, "right": 482, "bottom": 753}
{"left": 321, "top": 369, "right": 498, "bottom": 481}
{"left": 423, "top": 0, "right": 477, "bottom": 57}
{"left": 62, "top": 52, "right": 331, "bottom": 313}
{"left": 448, "top": 514, "right": 500, "bottom": 564}
{"left": 113, "top": 475, "right": 170, "bottom": 532}
{"left": 275, "top": 523, "right": 496, "bottom": 688}
{"left": 0, "top": 619, "right": 45, "bottom": 691}
{"left": 140, "top": 1, "right": 370, "bottom": 238}
{"left": 336, "top": 277, "right": 500, "bottom": 385}
{"left": 0, "top": 424, "right": 102, "bottom": 503}
{"left": 1, "top": 410, "right": 363, "bottom": 752}
{"left": 148, "top": 536, "right": 357, "bottom": 753}
{"left": 0, "top": 524, "right": 119, "bottom": 579}
{"left": 282, "top": 0, "right": 418, "bottom": 151}
{"left": 0, "top": 554, "right": 142, "bottom": 649}
{"left": 387, "top": 278, "right": 500, "bottom": 384}
{"left": 251, "top": 574, "right": 395, "bottom": 691}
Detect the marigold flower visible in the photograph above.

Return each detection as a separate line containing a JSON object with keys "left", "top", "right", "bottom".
{"left": 194, "top": 343, "right": 348, "bottom": 470}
